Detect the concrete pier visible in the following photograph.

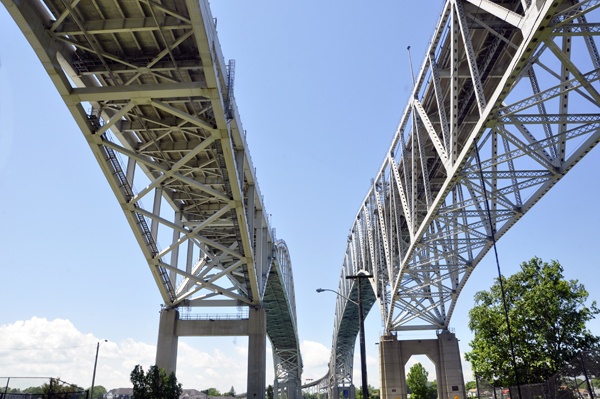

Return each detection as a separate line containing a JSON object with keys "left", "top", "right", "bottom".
{"left": 379, "top": 332, "right": 465, "bottom": 399}
{"left": 156, "top": 308, "right": 179, "bottom": 374}
{"left": 247, "top": 307, "right": 267, "bottom": 399}
{"left": 155, "top": 307, "right": 267, "bottom": 399}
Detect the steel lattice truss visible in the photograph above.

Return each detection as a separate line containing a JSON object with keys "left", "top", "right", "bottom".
{"left": 267, "top": 241, "right": 303, "bottom": 390}
{"left": 318, "top": 0, "right": 600, "bottom": 391}
{"left": 2, "top": 0, "right": 301, "bottom": 384}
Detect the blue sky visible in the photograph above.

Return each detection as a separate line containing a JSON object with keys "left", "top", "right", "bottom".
{"left": 1, "top": 0, "right": 600, "bottom": 393}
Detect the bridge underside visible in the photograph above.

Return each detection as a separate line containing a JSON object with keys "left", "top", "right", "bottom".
{"left": 2, "top": 0, "right": 301, "bottom": 394}
{"left": 310, "top": 0, "right": 600, "bottom": 393}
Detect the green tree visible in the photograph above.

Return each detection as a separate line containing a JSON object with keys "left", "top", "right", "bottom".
{"left": 465, "top": 257, "right": 600, "bottom": 386}
{"left": 267, "top": 385, "right": 274, "bottom": 399}
{"left": 407, "top": 363, "right": 429, "bottom": 399}
{"left": 42, "top": 379, "right": 81, "bottom": 396}
{"left": 225, "top": 386, "right": 236, "bottom": 397}
{"left": 356, "top": 385, "right": 377, "bottom": 399}
{"left": 23, "top": 386, "right": 44, "bottom": 394}
{"left": 203, "top": 388, "right": 221, "bottom": 397}
{"left": 130, "top": 365, "right": 182, "bottom": 399}
{"left": 87, "top": 385, "right": 106, "bottom": 399}
{"left": 465, "top": 381, "right": 477, "bottom": 391}
{"left": 427, "top": 380, "right": 437, "bottom": 399}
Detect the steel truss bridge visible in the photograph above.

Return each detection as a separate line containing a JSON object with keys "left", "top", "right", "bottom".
{"left": 4, "top": 0, "right": 600, "bottom": 395}
{"left": 303, "top": 0, "right": 600, "bottom": 394}
{"left": 2, "top": 0, "right": 301, "bottom": 390}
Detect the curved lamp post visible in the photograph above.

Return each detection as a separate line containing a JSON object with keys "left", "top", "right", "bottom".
{"left": 317, "top": 273, "right": 373, "bottom": 399}
{"left": 90, "top": 339, "right": 108, "bottom": 399}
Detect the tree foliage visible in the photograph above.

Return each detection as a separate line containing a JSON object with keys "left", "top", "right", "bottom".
{"left": 356, "top": 385, "right": 377, "bottom": 399}
{"left": 465, "top": 258, "right": 600, "bottom": 386}
{"left": 87, "top": 386, "right": 106, "bottom": 399}
{"left": 267, "top": 385, "right": 274, "bottom": 399}
{"left": 130, "top": 365, "right": 182, "bottom": 399}
{"left": 407, "top": 363, "right": 429, "bottom": 399}
{"left": 465, "top": 381, "right": 477, "bottom": 391}
{"left": 202, "top": 388, "right": 221, "bottom": 397}
{"left": 42, "top": 379, "right": 82, "bottom": 395}
{"left": 427, "top": 381, "right": 437, "bottom": 399}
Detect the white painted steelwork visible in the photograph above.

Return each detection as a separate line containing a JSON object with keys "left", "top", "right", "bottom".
{"left": 314, "top": 0, "right": 600, "bottom": 393}
{"left": 1, "top": 0, "right": 301, "bottom": 388}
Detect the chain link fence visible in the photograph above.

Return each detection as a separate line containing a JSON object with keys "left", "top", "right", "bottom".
{"left": 475, "top": 351, "right": 599, "bottom": 399}
{"left": 0, "top": 378, "right": 87, "bottom": 399}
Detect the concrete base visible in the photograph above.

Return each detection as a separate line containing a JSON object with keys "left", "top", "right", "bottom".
{"left": 379, "top": 334, "right": 407, "bottom": 399}
{"left": 379, "top": 332, "right": 465, "bottom": 399}
{"left": 156, "top": 309, "right": 179, "bottom": 374}
{"left": 436, "top": 331, "right": 466, "bottom": 399}
{"left": 154, "top": 307, "right": 268, "bottom": 397}
{"left": 247, "top": 307, "right": 267, "bottom": 399}
{"left": 331, "top": 385, "right": 355, "bottom": 399}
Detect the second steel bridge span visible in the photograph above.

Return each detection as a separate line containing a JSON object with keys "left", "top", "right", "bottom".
{"left": 306, "top": 0, "right": 600, "bottom": 395}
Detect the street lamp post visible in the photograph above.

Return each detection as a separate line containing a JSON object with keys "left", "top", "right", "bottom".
{"left": 317, "top": 273, "right": 373, "bottom": 399}
{"left": 90, "top": 340, "right": 108, "bottom": 399}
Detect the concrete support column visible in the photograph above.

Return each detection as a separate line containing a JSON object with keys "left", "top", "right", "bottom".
{"left": 156, "top": 309, "right": 179, "bottom": 374}
{"left": 287, "top": 386, "right": 296, "bottom": 399}
{"left": 247, "top": 307, "right": 267, "bottom": 399}
{"left": 435, "top": 355, "right": 446, "bottom": 399}
{"left": 379, "top": 335, "right": 406, "bottom": 399}
{"left": 437, "top": 332, "right": 465, "bottom": 399}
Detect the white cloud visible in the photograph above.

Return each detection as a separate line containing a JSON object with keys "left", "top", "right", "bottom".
{"left": 0, "top": 318, "right": 475, "bottom": 394}
{"left": 299, "top": 340, "right": 329, "bottom": 381}
{"left": 300, "top": 340, "right": 329, "bottom": 368}
{"left": 0, "top": 318, "right": 250, "bottom": 393}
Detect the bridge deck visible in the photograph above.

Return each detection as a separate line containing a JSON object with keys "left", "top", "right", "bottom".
{"left": 2, "top": 0, "right": 302, "bottom": 388}
{"left": 319, "top": 0, "right": 600, "bottom": 392}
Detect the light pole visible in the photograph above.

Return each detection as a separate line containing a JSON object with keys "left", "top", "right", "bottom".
{"left": 90, "top": 340, "right": 108, "bottom": 399}
{"left": 317, "top": 273, "right": 373, "bottom": 399}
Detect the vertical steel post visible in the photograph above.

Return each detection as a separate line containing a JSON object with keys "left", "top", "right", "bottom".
{"left": 579, "top": 352, "right": 594, "bottom": 399}
{"left": 2, "top": 377, "right": 10, "bottom": 399}
{"left": 357, "top": 278, "right": 369, "bottom": 399}
{"left": 90, "top": 342, "right": 100, "bottom": 399}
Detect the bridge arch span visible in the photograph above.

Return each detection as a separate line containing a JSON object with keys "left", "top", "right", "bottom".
{"left": 307, "top": 0, "right": 600, "bottom": 395}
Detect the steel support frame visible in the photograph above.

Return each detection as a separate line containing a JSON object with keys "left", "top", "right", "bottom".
{"left": 320, "top": 0, "right": 600, "bottom": 392}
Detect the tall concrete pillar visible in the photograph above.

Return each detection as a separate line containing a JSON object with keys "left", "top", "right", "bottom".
{"left": 349, "top": 385, "right": 356, "bottom": 399}
{"left": 379, "top": 335, "right": 407, "bottom": 399}
{"left": 156, "top": 309, "right": 179, "bottom": 374}
{"left": 437, "top": 332, "right": 465, "bottom": 399}
{"left": 247, "top": 307, "right": 267, "bottom": 399}
{"left": 288, "top": 385, "right": 297, "bottom": 399}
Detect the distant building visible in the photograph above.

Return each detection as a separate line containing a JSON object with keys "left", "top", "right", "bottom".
{"left": 105, "top": 388, "right": 133, "bottom": 399}
{"left": 467, "top": 389, "right": 478, "bottom": 397}
{"left": 577, "top": 389, "right": 590, "bottom": 399}
{"left": 181, "top": 390, "right": 208, "bottom": 399}
{"left": 104, "top": 388, "right": 211, "bottom": 399}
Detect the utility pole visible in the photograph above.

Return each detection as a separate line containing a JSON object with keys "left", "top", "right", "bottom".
{"left": 90, "top": 340, "right": 107, "bottom": 399}
{"left": 346, "top": 274, "right": 373, "bottom": 399}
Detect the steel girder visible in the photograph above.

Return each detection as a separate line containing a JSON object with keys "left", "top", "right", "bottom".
{"left": 266, "top": 241, "right": 303, "bottom": 391}
{"left": 318, "top": 0, "right": 600, "bottom": 393}
{"left": 2, "top": 0, "right": 301, "bottom": 380}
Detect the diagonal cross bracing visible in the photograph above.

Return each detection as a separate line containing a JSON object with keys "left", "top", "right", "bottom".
{"left": 2, "top": 0, "right": 302, "bottom": 387}
{"left": 319, "top": 0, "right": 600, "bottom": 392}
